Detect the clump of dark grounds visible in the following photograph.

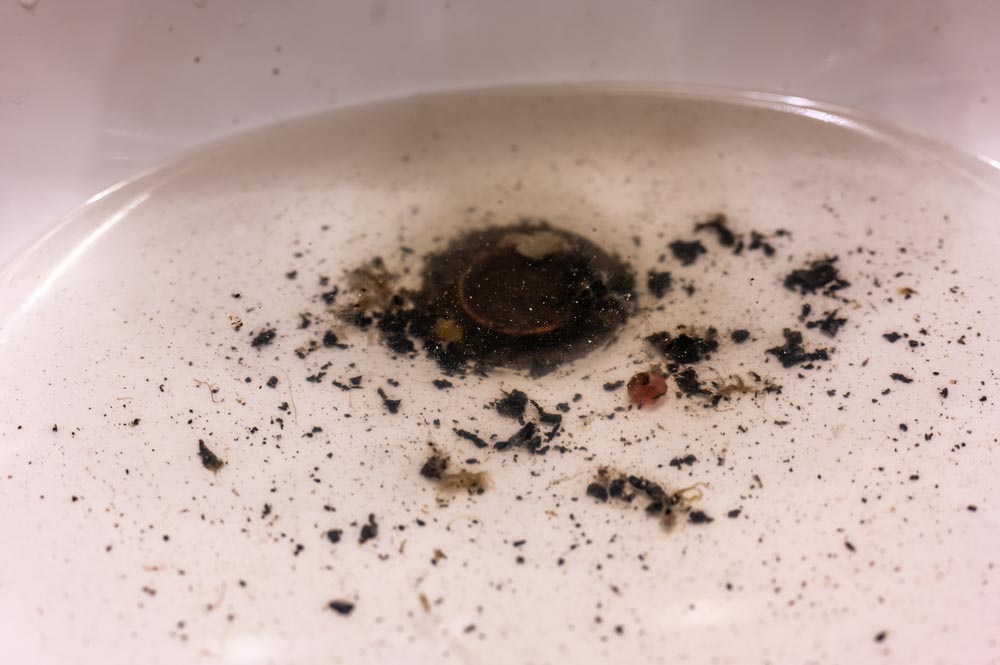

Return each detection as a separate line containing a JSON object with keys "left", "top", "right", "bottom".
{"left": 766, "top": 329, "right": 830, "bottom": 368}
{"left": 784, "top": 256, "right": 850, "bottom": 297}
{"left": 451, "top": 388, "right": 566, "bottom": 455}
{"left": 585, "top": 467, "right": 708, "bottom": 530}
{"left": 646, "top": 327, "right": 719, "bottom": 365}
{"left": 343, "top": 221, "right": 636, "bottom": 375}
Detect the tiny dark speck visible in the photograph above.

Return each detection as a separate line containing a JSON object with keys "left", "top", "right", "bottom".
{"left": 726, "top": 509, "right": 741, "bottom": 519}
{"left": 909, "top": 474, "right": 920, "bottom": 481}
{"left": 882, "top": 332, "right": 901, "bottom": 343}
{"left": 845, "top": 541, "right": 856, "bottom": 552}
{"left": 603, "top": 380, "right": 624, "bottom": 391}
{"left": 967, "top": 505, "right": 978, "bottom": 512}
{"left": 433, "top": 379, "right": 454, "bottom": 390}
{"left": 328, "top": 600, "right": 354, "bottom": 615}
{"left": 197, "top": 440, "right": 224, "bottom": 472}
{"left": 731, "top": 329, "right": 750, "bottom": 343}
{"left": 890, "top": 373, "right": 913, "bottom": 383}
{"left": 874, "top": 631, "right": 887, "bottom": 643}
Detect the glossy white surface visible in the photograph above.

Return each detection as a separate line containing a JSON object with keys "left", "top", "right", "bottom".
{"left": 1, "top": 87, "right": 998, "bottom": 664}
{"left": 2, "top": 0, "right": 1000, "bottom": 268}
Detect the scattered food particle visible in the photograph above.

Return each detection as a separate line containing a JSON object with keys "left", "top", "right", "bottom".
{"left": 197, "top": 440, "right": 224, "bottom": 472}
{"left": 328, "top": 600, "right": 355, "bottom": 615}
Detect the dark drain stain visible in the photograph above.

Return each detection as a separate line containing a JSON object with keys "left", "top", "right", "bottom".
{"left": 344, "top": 221, "right": 636, "bottom": 375}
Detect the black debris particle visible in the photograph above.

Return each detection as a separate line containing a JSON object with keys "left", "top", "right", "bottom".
{"left": 647, "top": 329, "right": 719, "bottom": 364}
{"left": 688, "top": 510, "right": 713, "bottom": 524}
{"left": 727, "top": 509, "right": 741, "bottom": 519}
{"left": 587, "top": 467, "right": 705, "bottom": 530}
{"left": 603, "top": 380, "right": 624, "bottom": 391}
{"left": 783, "top": 257, "right": 850, "bottom": 296}
{"left": 890, "top": 373, "right": 913, "bottom": 384}
{"left": 875, "top": 631, "right": 887, "bottom": 643}
{"left": 250, "top": 329, "right": 277, "bottom": 348}
{"left": 747, "top": 231, "right": 777, "bottom": 257}
{"left": 806, "top": 310, "right": 847, "bottom": 337}
{"left": 420, "top": 454, "right": 448, "bottom": 480}
{"left": 940, "top": 387, "right": 949, "bottom": 399}
{"left": 262, "top": 503, "right": 272, "bottom": 519}
{"left": 883, "top": 332, "right": 902, "bottom": 343}
{"left": 730, "top": 329, "right": 750, "bottom": 344}
{"left": 586, "top": 483, "right": 609, "bottom": 502}
{"left": 647, "top": 270, "right": 673, "bottom": 298}
{"left": 266, "top": 376, "right": 278, "bottom": 388}
{"left": 968, "top": 505, "right": 978, "bottom": 512}
{"left": 321, "top": 287, "right": 339, "bottom": 305}
{"left": 359, "top": 514, "right": 378, "bottom": 544}
{"left": 326, "top": 529, "right": 342, "bottom": 544}
{"left": 694, "top": 214, "right": 735, "bottom": 247}
{"left": 531, "top": 400, "right": 563, "bottom": 427}
{"left": 675, "top": 368, "right": 710, "bottom": 396}
{"left": 328, "top": 600, "right": 355, "bottom": 615}
{"left": 766, "top": 329, "right": 830, "bottom": 368}
{"left": 376, "top": 388, "right": 401, "bottom": 413}
{"left": 496, "top": 389, "right": 529, "bottom": 419}
{"left": 197, "top": 440, "right": 224, "bottom": 472}
{"left": 454, "top": 429, "right": 489, "bottom": 449}
{"left": 495, "top": 422, "right": 544, "bottom": 454}
{"left": 322, "top": 331, "right": 343, "bottom": 348}
{"left": 668, "top": 239, "right": 707, "bottom": 266}
{"left": 845, "top": 541, "right": 856, "bottom": 552}
{"left": 432, "top": 379, "right": 454, "bottom": 390}
{"left": 669, "top": 454, "right": 697, "bottom": 468}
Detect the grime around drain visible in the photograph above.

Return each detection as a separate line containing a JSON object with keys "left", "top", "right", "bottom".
{"left": 236, "top": 213, "right": 865, "bottom": 534}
